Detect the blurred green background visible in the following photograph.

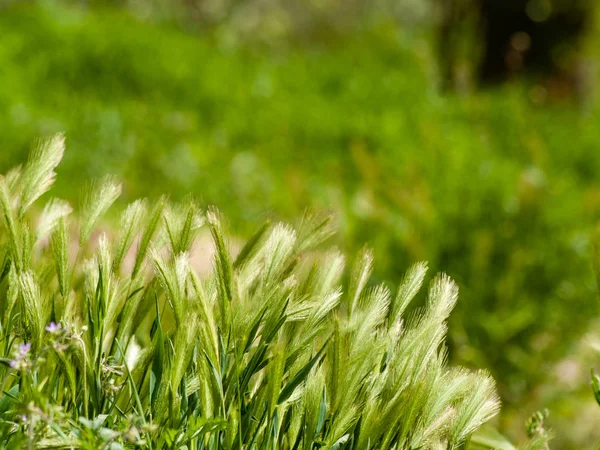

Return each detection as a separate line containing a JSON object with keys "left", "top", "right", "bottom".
{"left": 2, "top": 0, "right": 600, "bottom": 447}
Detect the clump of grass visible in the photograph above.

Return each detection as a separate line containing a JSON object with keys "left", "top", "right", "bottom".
{"left": 0, "top": 135, "right": 503, "bottom": 449}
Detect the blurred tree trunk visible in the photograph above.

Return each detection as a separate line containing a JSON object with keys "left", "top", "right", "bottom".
{"left": 437, "top": 0, "right": 481, "bottom": 92}
{"left": 437, "top": 0, "right": 594, "bottom": 96}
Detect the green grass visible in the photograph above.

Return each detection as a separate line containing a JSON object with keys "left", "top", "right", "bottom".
{"left": 1, "top": 4, "right": 600, "bottom": 446}
{"left": 0, "top": 134, "right": 515, "bottom": 449}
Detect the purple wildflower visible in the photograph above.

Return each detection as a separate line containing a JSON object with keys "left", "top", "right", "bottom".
{"left": 19, "top": 343, "right": 31, "bottom": 356}
{"left": 45, "top": 322, "right": 61, "bottom": 333}
{"left": 10, "top": 342, "right": 32, "bottom": 371}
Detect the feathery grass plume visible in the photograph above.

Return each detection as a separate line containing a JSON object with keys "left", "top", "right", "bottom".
{"left": 37, "top": 198, "right": 73, "bottom": 242}
{"left": 4, "top": 165, "right": 22, "bottom": 193}
{"left": 79, "top": 175, "right": 122, "bottom": 245}
{"left": 207, "top": 206, "right": 233, "bottom": 330}
{"left": 20, "top": 223, "right": 33, "bottom": 272}
{"left": 0, "top": 139, "right": 505, "bottom": 449}
{"left": 18, "top": 270, "right": 47, "bottom": 350}
{"left": 448, "top": 371, "right": 501, "bottom": 448}
{"left": 294, "top": 211, "right": 335, "bottom": 253}
{"left": 426, "top": 273, "right": 459, "bottom": 323}
{"left": 390, "top": 260, "right": 428, "bottom": 326}
{"left": 113, "top": 199, "right": 147, "bottom": 271}
{"left": 233, "top": 220, "right": 271, "bottom": 270}
{"left": 152, "top": 250, "right": 190, "bottom": 328}
{"left": 0, "top": 175, "right": 22, "bottom": 270}
{"left": 132, "top": 196, "right": 165, "bottom": 278}
{"left": 51, "top": 217, "right": 70, "bottom": 298}
{"left": 262, "top": 223, "right": 297, "bottom": 284}
{"left": 19, "top": 133, "right": 65, "bottom": 217}
{"left": 2, "top": 265, "right": 19, "bottom": 334}
{"left": 348, "top": 246, "right": 373, "bottom": 318}
{"left": 311, "top": 250, "right": 345, "bottom": 298}
{"left": 164, "top": 198, "right": 204, "bottom": 255}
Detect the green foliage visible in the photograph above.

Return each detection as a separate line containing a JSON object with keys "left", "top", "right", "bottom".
{"left": 1, "top": 3, "right": 600, "bottom": 444}
{"left": 0, "top": 136, "right": 504, "bottom": 448}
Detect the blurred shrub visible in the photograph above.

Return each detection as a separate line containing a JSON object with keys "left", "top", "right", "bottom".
{"left": 28, "top": 0, "right": 432, "bottom": 44}
{"left": 1, "top": 4, "right": 600, "bottom": 444}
